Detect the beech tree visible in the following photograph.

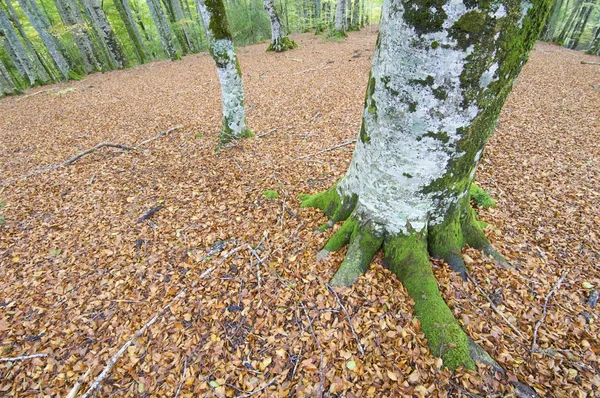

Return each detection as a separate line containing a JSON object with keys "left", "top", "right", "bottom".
{"left": 333, "top": 0, "right": 347, "bottom": 37}
{"left": 197, "top": 0, "right": 252, "bottom": 146}
{"left": 264, "top": 0, "right": 297, "bottom": 51}
{"left": 300, "top": 0, "right": 552, "bottom": 369}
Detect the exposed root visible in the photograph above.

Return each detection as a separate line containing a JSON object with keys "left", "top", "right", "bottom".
{"left": 266, "top": 37, "right": 298, "bottom": 52}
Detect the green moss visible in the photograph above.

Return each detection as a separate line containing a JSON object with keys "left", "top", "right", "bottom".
{"left": 299, "top": 184, "right": 342, "bottom": 217}
{"left": 359, "top": 120, "right": 370, "bottom": 144}
{"left": 263, "top": 190, "right": 280, "bottom": 199}
{"left": 324, "top": 217, "right": 358, "bottom": 252}
{"left": 384, "top": 233, "right": 475, "bottom": 370}
{"left": 330, "top": 223, "right": 384, "bottom": 286}
{"left": 204, "top": 0, "right": 233, "bottom": 41}
{"left": 422, "top": 131, "right": 451, "bottom": 144}
{"left": 410, "top": 75, "right": 435, "bottom": 87}
{"left": 403, "top": 172, "right": 413, "bottom": 178}
{"left": 469, "top": 183, "right": 496, "bottom": 207}
{"left": 327, "top": 30, "right": 348, "bottom": 40}
{"left": 433, "top": 86, "right": 448, "bottom": 100}
{"left": 428, "top": 205, "right": 468, "bottom": 277}
{"left": 266, "top": 37, "right": 299, "bottom": 52}
{"left": 408, "top": 101, "right": 418, "bottom": 112}
{"left": 460, "top": 206, "right": 490, "bottom": 250}
{"left": 431, "top": 40, "right": 440, "bottom": 49}
{"left": 401, "top": 0, "right": 448, "bottom": 35}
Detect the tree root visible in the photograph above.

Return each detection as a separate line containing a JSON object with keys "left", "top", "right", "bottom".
{"left": 266, "top": 37, "right": 298, "bottom": 52}
{"left": 299, "top": 186, "right": 517, "bottom": 372}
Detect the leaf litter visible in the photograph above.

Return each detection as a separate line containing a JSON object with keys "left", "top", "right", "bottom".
{"left": 0, "top": 30, "right": 599, "bottom": 396}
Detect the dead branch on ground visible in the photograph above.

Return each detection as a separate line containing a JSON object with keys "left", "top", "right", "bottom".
{"left": 137, "top": 204, "right": 164, "bottom": 223}
{"left": 0, "top": 353, "right": 48, "bottom": 362}
{"left": 296, "top": 138, "right": 357, "bottom": 160}
{"left": 258, "top": 111, "right": 321, "bottom": 138}
{"left": 581, "top": 61, "right": 600, "bottom": 65}
{"left": 79, "top": 290, "right": 186, "bottom": 398}
{"left": 531, "top": 270, "right": 569, "bottom": 352}
{"left": 327, "top": 284, "right": 365, "bottom": 356}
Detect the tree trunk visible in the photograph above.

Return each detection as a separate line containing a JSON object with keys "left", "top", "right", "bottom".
{"left": 170, "top": 0, "right": 195, "bottom": 53}
{"left": 541, "top": 0, "right": 564, "bottom": 41}
{"left": 264, "top": 0, "right": 297, "bottom": 51}
{"left": 114, "top": 0, "right": 147, "bottom": 63}
{"left": 587, "top": 25, "right": 600, "bottom": 55}
{"left": 84, "top": 0, "right": 126, "bottom": 69}
{"left": 301, "top": 0, "right": 553, "bottom": 370}
{"left": 196, "top": 0, "right": 252, "bottom": 146}
{"left": 0, "top": 6, "right": 39, "bottom": 85}
{"left": 147, "top": 0, "right": 181, "bottom": 60}
{"left": 568, "top": 4, "right": 592, "bottom": 49}
{"left": 17, "top": 0, "right": 72, "bottom": 79}
{"left": 333, "top": 0, "right": 346, "bottom": 37}
{"left": 0, "top": 57, "right": 18, "bottom": 96}
{"left": 557, "top": 0, "right": 583, "bottom": 44}
{"left": 350, "top": 0, "right": 359, "bottom": 30}
{"left": 3, "top": 0, "right": 50, "bottom": 82}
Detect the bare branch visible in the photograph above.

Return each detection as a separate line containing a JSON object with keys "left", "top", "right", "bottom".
{"left": 296, "top": 139, "right": 356, "bottom": 160}
{"left": 0, "top": 353, "right": 48, "bottom": 362}
{"left": 531, "top": 270, "right": 569, "bottom": 352}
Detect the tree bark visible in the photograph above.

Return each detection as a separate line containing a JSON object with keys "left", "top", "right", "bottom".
{"left": 301, "top": 0, "right": 553, "bottom": 370}
{"left": 0, "top": 6, "right": 39, "bottom": 85}
{"left": 84, "top": 0, "right": 126, "bottom": 69}
{"left": 0, "top": 58, "right": 18, "bottom": 96}
{"left": 557, "top": 0, "right": 583, "bottom": 44}
{"left": 170, "top": 0, "right": 195, "bottom": 53}
{"left": 350, "top": 0, "right": 359, "bottom": 30}
{"left": 196, "top": 0, "right": 252, "bottom": 146}
{"left": 587, "top": 25, "right": 600, "bottom": 55}
{"left": 568, "top": 3, "right": 592, "bottom": 49}
{"left": 333, "top": 0, "right": 346, "bottom": 37}
{"left": 17, "top": 0, "right": 72, "bottom": 79}
{"left": 264, "top": 0, "right": 297, "bottom": 51}
{"left": 147, "top": 0, "right": 181, "bottom": 60}
{"left": 114, "top": 0, "right": 147, "bottom": 63}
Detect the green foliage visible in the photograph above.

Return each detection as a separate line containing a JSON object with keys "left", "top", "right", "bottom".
{"left": 263, "top": 190, "right": 280, "bottom": 199}
{"left": 194, "top": 132, "right": 203, "bottom": 138}
{"left": 469, "top": 183, "right": 496, "bottom": 208}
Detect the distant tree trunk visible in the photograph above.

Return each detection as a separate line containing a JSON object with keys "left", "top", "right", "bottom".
{"left": 0, "top": 6, "right": 40, "bottom": 85}
{"left": 541, "top": 0, "right": 564, "bottom": 41}
{"left": 333, "top": 0, "right": 346, "bottom": 37}
{"left": 84, "top": 0, "right": 126, "bottom": 69}
{"left": 0, "top": 58, "right": 18, "bottom": 96}
{"left": 114, "top": 0, "right": 147, "bottom": 63}
{"left": 147, "top": 0, "right": 181, "bottom": 60}
{"left": 264, "top": 0, "right": 297, "bottom": 51}
{"left": 350, "top": 0, "right": 359, "bottom": 30}
{"left": 568, "top": 4, "right": 592, "bottom": 49}
{"left": 557, "top": 0, "right": 583, "bottom": 44}
{"left": 170, "top": 0, "right": 195, "bottom": 53}
{"left": 196, "top": 0, "right": 252, "bottom": 146}
{"left": 587, "top": 25, "right": 600, "bottom": 54}
{"left": 53, "top": 0, "right": 101, "bottom": 72}
{"left": 3, "top": 0, "right": 50, "bottom": 82}
{"left": 17, "top": 0, "right": 72, "bottom": 79}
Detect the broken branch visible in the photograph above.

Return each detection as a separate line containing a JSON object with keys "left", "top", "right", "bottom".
{"left": 80, "top": 290, "right": 186, "bottom": 398}
{"left": 531, "top": 270, "right": 569, "bottom": 352}
{"left": 137, "top": 204, "right": 164, "bottom": 223}
{"left": 327, "top": 284, "right": 365, "bottom": 356}
{"left": 581, "top": 61, "right": 600, "bottom": 65}
{"left": 296, "top": 138, "right": 357, "bottom": 160}
{"left": 0, "top": 353, "right": 48, "bottom": 362}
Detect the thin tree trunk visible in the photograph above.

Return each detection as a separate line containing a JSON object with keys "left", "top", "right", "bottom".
{"left": 147, "top": 0, "right": 181, "bottom": 60}
{"left": 84, "top": 0, "right": 126, "bottom": 69}
{"left": 0, "top": 58, "right": 18, "bottom": 96}
{"left": 541, "top": 0, "right": 564, "bottom": 40}
{"left": 196, "top": 0, "right": 251, "bottom": 146}
{"left": 557, "top": 0, "right": 583, "bottom": 44}
{"left": 264, "top": 0, "right": 297, "bottom": 51}
{"left": 587, "top": 25, "right": 600, "bottom": 54}
{"left": 170, "top": 0, "right": 194, "bottom": 53}
{"left": 17, "top": 0, "right": 71, "bottom": 79}
{"left": 334, "top": 0, "right": 346, "bottom": 36}
{"left": 114, "top": 0, "right": 147, "bottom": 63}
{"left": 350, "top": 0, "right": 359, "bottom": 29}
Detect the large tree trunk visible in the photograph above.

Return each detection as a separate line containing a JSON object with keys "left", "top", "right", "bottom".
{"left": 147, "top": 0, "right": 181, "bottom": 60}
{"left": 301, "top": 0, "right": 552, "bottom": 370}
{"left": 114, "top": 0, "right": 147, "bottom": 64}
{"left": 17, "top": 0, "right": 72, "bottom": 79}
{"left": 333, "top": 0, "right": 346, "bottom": 37}
{"left": 196, "top": 0, "right": 252, "bottom": 147}
{"left": 264, "top": 0, "right": 297, "bottom": 51}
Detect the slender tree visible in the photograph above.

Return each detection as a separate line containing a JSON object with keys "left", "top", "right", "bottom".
{"left": 300, "top": 0, "right": 553, "bottom": 369}
{"left": 557, "top": 0, "right": 583, "bottom": 44}
{"left": 0, "top": 57, "right": 18, "bottom": 96}
{"left": 169, "top": 0, "right": 196, "bottom": 53}
{"left": 84, "top": 0, "right": 126, "bottom": 69}
{"left": 0, "top": 5, "right": 39, "bottom": 84}
{"left": 568, "top": 3, "right": 593, "bottom": 49}
{"left": 332, "top": 0, "right": 346, "bottom": 37}
{"left": 587, "top": 24, "right": 600, "bottom": 54}
{"left": 114, "top": 0, "right": 147, "bottom": 63}
{"left": 264, "top": 0, "right": 297, "bottom": 51}
{"left": 350, "top": 0, "right": 359, "bottom": 30}
{"left": 147, "top": 0, "right": 181, "bottom": 60}
{"left": 196, "top": 0, "right": 252, "bottom": 146}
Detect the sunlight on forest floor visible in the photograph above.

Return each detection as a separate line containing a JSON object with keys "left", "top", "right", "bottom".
{"left": 1, "top": 31, "right": 599, "bottom": 396}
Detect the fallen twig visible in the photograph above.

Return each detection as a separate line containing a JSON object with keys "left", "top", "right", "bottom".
{"left": 137, "top": 204, "right": 164, "bottom": 223}
{"left": 531, "top": 270, "right": 569, "bottom": 352}
{"left": 258, "top": 111, "right": 320, "bottom": 138}
{"left": 0, "top": 353, "right": 48, "bottom": 362}
{"left": 80, "top": 290, "right": 186, "bottom": 398}
{"left": 284, "top": 65, "right": 331, "bottom": 76}
{"left": 581, "top": 61, "right": 600, "bottom": 65}
{"left": 301, "top": 304, "right": 324, "bottom": 397}
{"left": 296, "top": 138, "right": 357, "bottom": 160}
{"left": 235, "top": 377, "right": 277, "bottom": 398}
{"left": 467, "top": 274, "right": 527, "bottom": 341}
{"left": 327, "top": 284, "right": 365, "bottom": 356}
{"left": 173, "top": 357, "right": 187, "bottom": 398}
{"left": 65, "top": 367, "right": 92, "bottom": 398}
{"left": 20, "top": 125, "right": 183, "bottom": 179}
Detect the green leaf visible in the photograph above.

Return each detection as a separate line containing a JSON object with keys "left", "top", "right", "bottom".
{"left": 209, "top": 380, "right": 220, "bottom": 388}
{"left": 583, "top": 282, "right": 594, "bottom": 289}
{"left": 346, "top": 360, "right": 356, "bottom": 370}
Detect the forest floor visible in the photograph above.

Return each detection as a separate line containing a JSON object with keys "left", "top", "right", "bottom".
{"left": 1, "top": 30, "right": 599, "bottom": 397}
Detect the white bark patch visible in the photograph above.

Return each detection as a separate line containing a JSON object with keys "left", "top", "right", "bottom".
{"left": 264, "top": 0, "right": 284, "bottom": 43}
{"left": 519, "top": 1, "right": 533, "bottom": 27}
{"left": 479, "top": 62, "right": 498, "bottom": 88}
{"left": 339, "top": 0, "right": 483, "bottom": 235}
{"left": 335, "top": 0, "right": 346, "bottom": 32}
